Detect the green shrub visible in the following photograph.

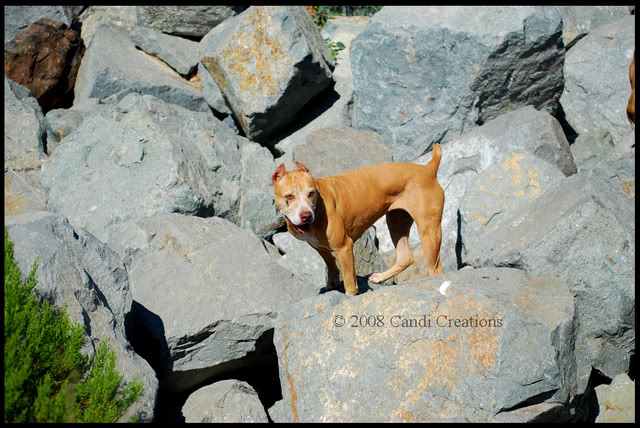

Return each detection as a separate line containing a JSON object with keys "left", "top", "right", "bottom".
{"left": 4, "top": 227, "right": 143, "bottom": 423}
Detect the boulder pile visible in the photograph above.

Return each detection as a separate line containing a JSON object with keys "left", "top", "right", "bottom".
{"left": 4, "top": 5, "right": 634, "bottom": 422}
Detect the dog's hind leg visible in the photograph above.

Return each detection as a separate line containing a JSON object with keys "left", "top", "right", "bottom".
{"left": 369, "top": 210, "right": 415, "bottom": 284}
{"left": 416, "top": 217, "right": 443, "bottom": 275}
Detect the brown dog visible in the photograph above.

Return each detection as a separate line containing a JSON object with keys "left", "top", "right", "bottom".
{"left": 271, "top": 145, "right": 444, "bottom": 296}
{"left": 627, "top": 51, "right": 635, "bottom": 128}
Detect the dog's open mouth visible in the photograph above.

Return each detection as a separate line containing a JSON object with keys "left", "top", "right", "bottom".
{"left": 294, "top": 223, "right": 312, "bottom": 234}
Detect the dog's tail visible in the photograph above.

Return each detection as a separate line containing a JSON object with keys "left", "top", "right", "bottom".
{"left": 424, "top": 144, "right": 442, "bottom": 177}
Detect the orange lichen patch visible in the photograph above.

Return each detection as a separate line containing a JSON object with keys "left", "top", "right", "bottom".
{"left": 511, "top": 174, "right": 522, "bottom": 185}
{"left": 501, "top": 153, "right": 525, "bottom": 172}
{"left": 281, "top": 325, "right": 299, "bottom": 423}
{"left": 391, "top": 295, "right": 501, "bottom": 420}
{"left": 216, "top": 7, "right": 292, "bottom": 99}
{"left": 201, "top": 56, "right": 227, "bottom": 90}
{"left": 622, "top": 180, "right": 634, "bottom": 199}
{"left": 161, "top": 234, "right": 182, "bottom": 252}
{"left": 472, "top": 214, "right": 488, "bottom": 224}
{"left": 4, "top": 176, "right": 25, "bottom": 216}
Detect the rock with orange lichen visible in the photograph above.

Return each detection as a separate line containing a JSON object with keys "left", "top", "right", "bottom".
{"left": 200, "top": 6, "right": 335, "bottom": 145}
{"left": 271, "top": 267, "right": 578, "bottom": 422}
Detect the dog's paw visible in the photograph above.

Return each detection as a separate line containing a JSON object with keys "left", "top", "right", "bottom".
{"left": 345, "top": 288, "right": 358, "bottom": 297}
{"left": 369, "top": 273, "right": 386, "bottom": 284}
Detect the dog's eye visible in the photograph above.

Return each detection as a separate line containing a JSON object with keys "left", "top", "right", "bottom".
{"left": 308, "top": 191, "right": 315, "bottom": 198}
{"left": 284, "top": 194, "right": 294, "bottom": 200}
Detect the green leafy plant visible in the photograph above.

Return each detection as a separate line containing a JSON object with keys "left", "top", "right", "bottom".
{"left": 4, "top": 227, "right": 143, "bottom": 423}
{"left": 326, "top": 38, "right": 346, "bottom": 60}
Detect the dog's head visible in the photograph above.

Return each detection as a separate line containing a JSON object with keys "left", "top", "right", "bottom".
{"left": 272, "top": 161, "right": 318, "bottom": 235}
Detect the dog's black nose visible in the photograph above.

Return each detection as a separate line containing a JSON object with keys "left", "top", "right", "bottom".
{"left": 301, "top": 211, "right": 313, "bottom": 223}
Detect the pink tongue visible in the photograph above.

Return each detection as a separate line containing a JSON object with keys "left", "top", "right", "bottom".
{"left": 295, "top": 224, "right": 310, "bottom": 234}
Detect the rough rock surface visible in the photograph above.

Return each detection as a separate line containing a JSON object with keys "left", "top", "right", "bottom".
{"left": 126, "top": 215, "right": 317, "bottom": 392}
{"left": 4, "top": 77, "right": 46, "bottom": 171}
{"left": 351, "top": 6, "right": 565, "bottom": 162}
{"left": 4, "top": 77, "right": 48, "bottom": 216}
{"left": 292, "top": 127, "right": 392, "bottom": 177}
{"left": 569, "top": 130, "right": 617, "bottom": 173}
{"left": 43, "top": 99, "right": 110, "bottom": 154}
{"left": 594, "top": 373, "right": 635, "bottom": 423}
{"left": 559, "top": 16, "right": 635, "bottom": 143}
{"left": 201, "top": 6, "right": 335, "bottom": 143}
{"left": 273, "top": 267, "right": 577, "bottom": 422}
{"left": 40, "top": 93, "right": 278, "bottom": 243}
{"left": 75, "top": 6, "right": 137, "bottom": 48}
{"left": 41, "top": 94, "right": 275, "bottom": 241}
{"left": 130, "top": 26, "right": 200, "bottom": 76}
{"left": 459, "top": 152, "right": 566, "bottom": 258}
{"left": 551, "top": 6, "right": 631, "bottom": 49}
{"left": 136, "top": 6, "right": 245, "bottom": 38}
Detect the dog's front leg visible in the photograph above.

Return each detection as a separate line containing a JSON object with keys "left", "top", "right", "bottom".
{"left": 335, "top": 240, "right": 358, "bottom": 296}
{"left": 313, "top": 247, "right": 341, "bottom": 291}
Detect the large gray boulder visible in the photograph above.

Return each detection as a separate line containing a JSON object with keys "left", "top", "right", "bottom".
{"left": 459, "top": 152, "right": 566, "bottom": 258}
{"left": 126, "top": 214, "right": 317, "bottom": 392}
{"left": 73, "top": 25, "right": 209, "bottom": 112}
{"left": 4, "top": 77, "right": 48, "bottom": 216}
{"left": 351, "top": 6, "right": 565, "bottom": 162}
{"left": 4, "top": 5, "right": 84, "bottom": 45}
{"left": 272, "top": 267, "right": 579, "bottom": 422}
{"left": 200, "top": 6, "right": 335, "bottom": 144}
{"left": 559, "top": 16, "right": 635, "bottom": 143}
{"left": 182, "top": 380, "right": 269, "bottom": 423}
{"left": 375, "top": 106, "right": 575, "bottom": 272}
{"left": 136, "top": 6, "right": 245, "bottom": 38}
{"left": 40, "top": 93, "right": 277, "bottom": 244}
{"left": 4, "top": 211, "right": 158, "bottom": 423}
{"left": 465, "top": 154, "right": 635, "bottom": 393}
{"left": 105, "top": 213, "right": 239, "bottom": 268}
{"left": 4, "top": 77, "right": 46, "bottom": 170}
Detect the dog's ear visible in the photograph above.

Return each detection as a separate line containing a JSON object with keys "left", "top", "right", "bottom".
{"left": 272, "top": 163, "right": 287, "bottom": 185}
{"left": 295, "top": 161, "right": 311, "bottom": 174}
